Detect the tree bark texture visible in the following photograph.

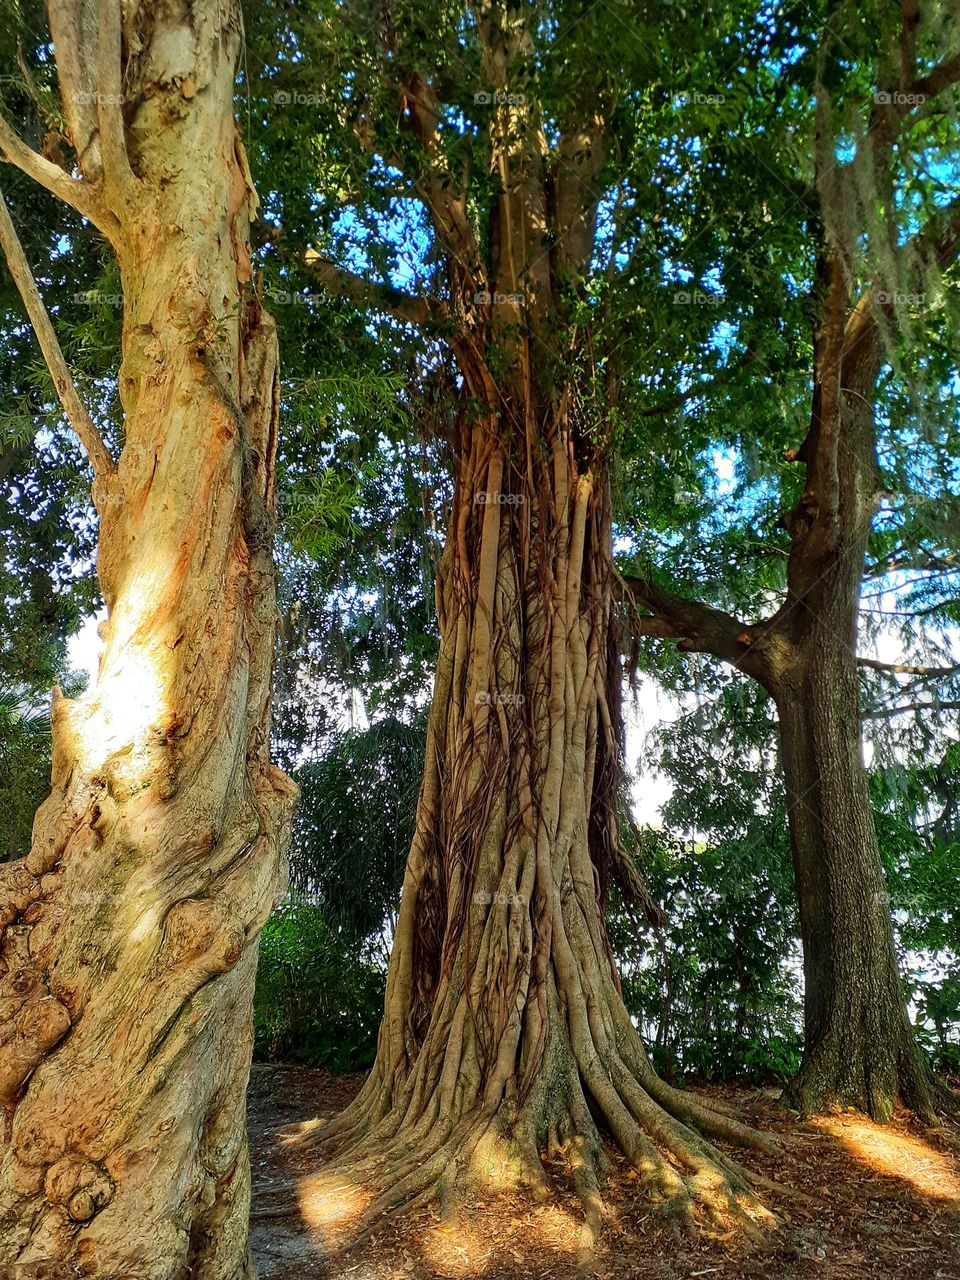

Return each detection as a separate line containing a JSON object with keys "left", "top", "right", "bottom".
{"left": 296, "top": 358, "right": 776, "bottom": 1246}
{"left": 0, "top": 3, "right": 296, "bottom": 1274}
{"left": 623, "top": 275, "right": 937, "bottom": 1123}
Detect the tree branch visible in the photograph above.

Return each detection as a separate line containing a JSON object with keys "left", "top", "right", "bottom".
{"left": 857, "top": 657, "right": 960, "bottom": 678}
{"left": 304, "top": 249, "right": 447, "bottom": 329}
{"left": 553, "top": 107, "right": 609, "bottom": 280}
{"left": 627, "top": 613, "right": 682, "bottom": 639}
{"left": 0, "top": 186, "right": 115, "bottom": 479}
{"left": 95, "top": 0, "right": 135, "bottom": 204}
{"left": 401, "top": 73, "right": 485, "bottom": 299}
{"left": 841, "top": 193, "right": 960, "bottom": 420}
{"left": 865, "top": 698, "right": 960, "bottom": 719}
{"left": 913, "top": 50, "right": 960, "bottom": 99}
{"left": 619, "top": 570, "right": 775, "bottom": 687}
{"left": 46, "top": 0, "right": 101, "bottom": 180}
{"left": 906, "top": 192, "right": 960, "bottom": 275}
{"left": 0, "top": 115, "right": 115, "bottom": 239}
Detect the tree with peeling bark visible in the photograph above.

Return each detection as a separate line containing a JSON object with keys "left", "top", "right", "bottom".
{"left": 622, "top": 0, "right": 960, "bottom": 1123}
{"left": 246, "top": 0, "right": 786, "bottom": 1240}
{"left": 0, "top": 1, "right": 295, "bottom": 1273}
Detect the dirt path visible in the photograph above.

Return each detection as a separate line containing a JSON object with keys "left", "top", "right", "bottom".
{"left": 248, "top": 1064, "right": 960, "bottom": 1279}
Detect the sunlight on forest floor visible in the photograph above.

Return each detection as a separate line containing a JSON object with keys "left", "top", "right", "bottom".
{"left": 249, "top": 1067, "right": 960, "bottom": 1280}
{"left": 420, "top": 1202, "right": 581, "bottom": 1274}
{"left": 296, "top": 1171, "right": 371, "bottom": 1245}
{"left": 814, "top": 1114, "right": 960, "bottom": 1205}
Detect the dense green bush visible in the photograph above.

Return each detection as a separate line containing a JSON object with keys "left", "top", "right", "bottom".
{"left": 289, "top": 716, "right": 425, "bottom": 957}
{"left": 610, "top": 829, "right": 803, "bottom": 1086}
{"left": 253, "top": 720, "right": 421, "bottom": 1072}
{"left": 253, "top": 903, "right": 385, "bottom": 1072}
{"left": 0, "top": 689, "right": 53, "bottom": 861}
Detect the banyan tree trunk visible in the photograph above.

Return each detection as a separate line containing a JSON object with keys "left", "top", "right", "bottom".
{"left": 295, "top": 403, "right": 778, "bottom": 1242}
{"left": 0, "top": 4, "right": 295, "bottom": 1274}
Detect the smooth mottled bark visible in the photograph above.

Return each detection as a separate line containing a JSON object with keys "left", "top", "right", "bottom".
{"left": 0, "top": 3, "right": 295, "bottom": 1273}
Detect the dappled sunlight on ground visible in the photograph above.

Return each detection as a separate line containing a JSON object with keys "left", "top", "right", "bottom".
{"left": 421, "top": 1219, "right": 497, "bottom": 1275}
{"left": 528, "top": 1202, "right": 584, "bottom": 1252}
{"left": 295, "top": 1170, "right": 372, "bottom": 1246}
{"left": 812, "top": 1113, "right": 960, "bottom": 1205}
{"left": 419, "top": 1200, "right": 582, "bottom": 1276}
{"left": 248, "top": 1065, "right": 960, "bottom": 1280}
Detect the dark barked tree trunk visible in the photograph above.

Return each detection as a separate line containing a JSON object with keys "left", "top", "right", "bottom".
{"left": 295, "top": 382, "right": 779, "bottom": 1243}
{"left": 623, "top": 268, "right": 938, "bottom": 1125}
{"left": 772, "top": 305, "right": 935, "bottom": 1124}
{"left": 0, "top": 2, "right": 296, "bottom": 1273}
{"left": 775, "top": 663, "right": 933, "bottom": 1123}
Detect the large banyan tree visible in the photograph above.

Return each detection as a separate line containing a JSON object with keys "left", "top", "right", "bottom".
{"left": 259, "top": 0, "right": 780, "bottom": 1237}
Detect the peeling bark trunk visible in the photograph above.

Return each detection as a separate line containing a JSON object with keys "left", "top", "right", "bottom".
{"left": 0, "top": 4, "right": 295, "bottom": 1274}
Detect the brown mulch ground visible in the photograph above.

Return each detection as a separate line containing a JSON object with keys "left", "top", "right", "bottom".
{"left": 248, "top": 1064, "right": 960, "bottom": 1280}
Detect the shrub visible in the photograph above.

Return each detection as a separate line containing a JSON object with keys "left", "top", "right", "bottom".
{"left": 254, "top": 903, "right": 385, "bottom": 1072}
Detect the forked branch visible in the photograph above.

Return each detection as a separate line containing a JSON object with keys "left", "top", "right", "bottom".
{"left": 0, "top": 116, "right": 115, "bottom": 240}
{"left": 619, "top": 570, "right": 774, "bottom": 685}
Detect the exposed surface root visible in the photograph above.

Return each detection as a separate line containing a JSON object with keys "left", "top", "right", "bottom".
{"left": 252, "top": 1065, "right": 960, "bottom": 1280}
{"left": 285, "top": 1064, "right": 780, "bottom": 1252}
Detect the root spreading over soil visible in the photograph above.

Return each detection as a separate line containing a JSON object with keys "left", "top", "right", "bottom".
{"left": 249, "top": 1064, "right": 960, "bottom": 1280}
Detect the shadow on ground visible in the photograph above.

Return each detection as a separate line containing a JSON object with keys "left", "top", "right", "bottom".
{"left": 247, "top": 1064, "right": 960, "bottom": 1280}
